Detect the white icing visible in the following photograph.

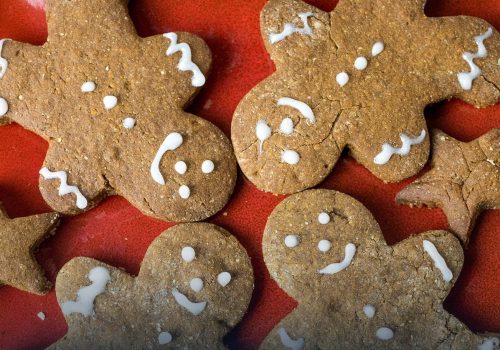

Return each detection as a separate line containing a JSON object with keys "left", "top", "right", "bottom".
{"left": 281, "top": 149, "right": 300, "bottom": 165}
{"left": 269, "top": 12, "right": 313, "bottom": 44}
{"left": 0, "top": 97, "right": 8, "bottom": 117}
{"left": 175, "top": 161, "right": 187, "bottom": 175}
{"left": 39, "top": 167, "right": 88, "bottom": 209}
{"left": 363, "top": 305, "right": 375, "bottom": 318}
{"left": 158, "top": 331, "right": 173, "bottom": 345}
{"left": 354, "top": 56, "right": 368, "bottom": 70}
{"left": 318, "top": 212, "right": 330, "bottom": 225}
{"left": 217, "top": 272, "right": 232, "bottom": 287}
{"left": 478, "top": 337, "right": 500, "bottom": 350}
{"left": 172, "top": 288, "right": 207, "bottom": 316}
{"left": 151, "top": 132, "right": 183, "bottom": 185}
{"left": 371, "top": 41, "right": 385, "bottom": 57}
{"left": 164, "top": 32, "right": 206, "bottom": 87}
{"left": 278, "top": 327, "right": 305, "bottom": 350}
{"left": 201, "top": 160, "right": 215, "bottom": 174}
{"left": 26, "top": 0, "right": 44, "bottom": 9}
{"left": 37, "top": 312, "right": 46, "bottom": 320}
{"left": 0, "top": 39, "right": 10, "bottom": 79}
{"left": 376, "top": 327, "right": 394, "bottom": 341}
{"left": 422, "top": 240, "right": 453, "bottom": 283}
{"left": 103, "top": 95, "right": 118, "bottom": 110}
{"left": 373, "top": 129, "right": 426, "bottom": 165}
{"left": 285, "top": 235, "right": 300, "bottom": 248}
{"left": 280, "top": 117, "right": 294, "bottom": 135}
{"left": 319, "top": 243, "right": 356, "bottom": 274}
{"left": 336, "top": 72, "right": 349, "bottom": 87}
{"left": 457, "top": 28, "right": 493, "bottom": 91}
{"left": 178, "top": 185, "right": 190, "bottom": 199}
{"left": 81, "top": 81, "right": 96, "bottom": 93}
{"left": 256, "top": 119, "right": 272, "bottom": 155}
{"left": 181, "top": 246, "right": 196, "bottom": 262}
{"left": 190, "top": 277, "right": 204, "bottom": 293}
{"left": 317, "top": 240, "right": 331, "bottom": 252}
{"left": 60, "top": 266, "right": 110, "bottom": 316}
{"left": 122, "top": 117, "right": 136, "bottom": 129}
{"left": 277, "top": 97, "right": 315, "bottom": 124}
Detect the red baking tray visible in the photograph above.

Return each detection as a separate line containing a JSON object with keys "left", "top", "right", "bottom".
{"left": 0, "top": 0, "right": 498, "bottom": 349}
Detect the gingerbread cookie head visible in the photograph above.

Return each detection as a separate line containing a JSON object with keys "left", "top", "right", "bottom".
{"left": 262, "top": 189, "right": 499, "bottom": 349}
{"left": 232, "top": 0, "right": 499, "bottom": 194}
{"left": 49, "top": 223, "right": 253, "bottom": 349}
{"left": 0, "top": 0, "right": 237, "bottom": 222}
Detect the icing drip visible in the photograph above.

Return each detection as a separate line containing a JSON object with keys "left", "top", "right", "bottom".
{"left": 201, "top": 160, "right": 215, "bottom": 174}
{"left": 277, "top": 98, "right": 315, "bottom": 124}
{"left": 175, "top": 161, "right": 187, "bottom": 175}
{"left": 376, "top": 327, "right": 394, "bottom": 340}
{"left": 217, "top": 272, "right": 232, "bottom": 287}
{"left": 354, "top": 56, "right": 368, "bottom": 70}
{"left": 281, "top": 149, "right": 300, "bottom": 165}
{"left": 39, "top": 167, "right": 88, "bottom": 209}
{"left": 81, "top": 81, "right": 96, "bottom": 93}
{"left": 371, "top": 41, "right": 385, "bottom": 57}
{"left": 0, "top": 97, "right": 8, "bottom": 117}
{"left": 172, "top": 288, "right": 207, "bottom": 316}
{"left": 190, "top": 278, "right": 204, "bottom": 293}
{"left": 336, "top": 72, "right": 349, "bottom": 87}
{"left": 256, "top": 120, "right": 272, "bottom": 155}
{"left": 363, "top": 305, "right": 375, "bottom": 318}
{"left": 280, "top": 117, "right": 294, "bottom": 135}
{"left": 181, "top": 246, "right": 196, "bottom": 262}
{"left": 278, "top": 327, "right": 305, "bottom": 350}
{"left": 478, "top": 337, "right": 500, "bottom": 350}
{"left": 151, "top": 132, "right": 183, "bottom": 185}
{"left": 285, "top": 235, "right": 300, "bottom": 248}
{"left": 60, "top": 266, "right": 111, "bottom": 316}
{"left": 318, "top": 212, "right": 330, "bottom": 224}
{"left": 103, "top": 95, "right": 118, "bottom": 110}
{"left": 0, "top": 39, "right": 9, "bottom": 79}
{"left": 422, "top": 240, "right": 453, "bottom": 282}
{"left": 122, "top": 117, "right": 136, "bottom": 129}
{"left": 457, "top": 28, "right": 493, "bottom": 91}
{"left": 318, "top": 243, "right": 356, "bottom": 274}
{"left": 178, "top": 185, "right": 191, "bottom": 199}
{"left": 158, "top": 331, "right": 173, "bottom": 345}
{"left": 317, "top": 240, "right": 331, "bottom": 252}
{"left": 373, "top": 129, "right": 426, "bottom": 165}
{"left": 269, "top": 12, "right": 313, "bottom": 44}
{"left": 164, "top": 32, "right": 206, "bottom": 87}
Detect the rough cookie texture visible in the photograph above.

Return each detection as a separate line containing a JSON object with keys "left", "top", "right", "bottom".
{"left": 397, "top": 128, "right": 499, "bottom": 246}
{"left": 0, "top": 0, "right": 236, "bottom": 222}
{"left": 232, "top": 0, "right": 500, "bottom": 194}
{"left": 0, "top": 204, "right": 59, "bottom": 295}
{"left": 261, "top": 189, "right": 499, "bottom": 349}
{"left": 49, "top": 223, "right": 254, "bottom": 349}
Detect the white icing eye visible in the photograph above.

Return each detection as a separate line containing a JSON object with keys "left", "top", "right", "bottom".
{"left": 81, "top": 81, "right": 96, "bottom": 92}
{"left": 122, "top": 117, "right": 136, "bottom": 129}
{"left": 181, "top": 246, "right": 195, "bottom": 262}
{"left": 0, "top": 97, "right": 8, "bottom": 117}
{"left": 317, "top": 240, "right": 331, "bottom": 252}
{"left": 284, "top": 235, "right": 300, "bottom": 248}
{"left": 174, "top": 161, "right": 187, "bottom": 175}
{"left": 190, "top": 277, "right": 203, "bottom": 293}
{"left": 158, "top": 331, "right": 172, "bottom": 345}
{"left": 318, "top": 212, "right": 330, "bottom": 224}
{"left": 217, "top": 272, "right": 232, "bottom": 287}
{"left": 178, "top": 185, "right": 191, "bottom": 199}
{"left": 336, "top": 72, "right": 349, "bottom": 87}
{"left": 201, "top": 160, "right": 215, "bottom": 174}
{"left": 363, "top": 304, "right": 375, "bottom": 318}
{"left": 354, "top": 56, "right": 368, "bottom": 70}
{"left": 103, "top": 95, "right": 118, "bottom": 110}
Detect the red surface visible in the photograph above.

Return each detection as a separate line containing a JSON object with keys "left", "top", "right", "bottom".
{"left": 0, "top": 0, "right": 499, "bottom": 349}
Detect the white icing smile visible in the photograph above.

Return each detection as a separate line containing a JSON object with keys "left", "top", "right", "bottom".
{"left": 172, "top": 288, "right": 207, "bottom": 316}
{"left": 278, "top": 327, "right": 305, "bottom": 350}
{"left": 277, "top": 97, "right": 315, "bottom": 124}
{"left": 318, "top": 243, "right": 356, "bottom": 274}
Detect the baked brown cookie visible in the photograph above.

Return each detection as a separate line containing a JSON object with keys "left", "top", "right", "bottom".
{"left": 49, "top": 223, "right": 254, "bottom": 349}
{"left": 261, "top": 189, "right": 499, "bottom": 349}
{"left": 232, "top": 0, "right": 499, "bottom": 194}
{"left": 0, "top": 0, "right": 236, "bottom": 222}
{"left": 0, "top": 204, "right": 59, "bottom": 295}
{"left": 397, "top": 128, "right": 499, "bottom": 246}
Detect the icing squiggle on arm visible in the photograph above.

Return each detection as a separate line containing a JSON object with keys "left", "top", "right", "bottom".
{"left": 373, "top": 129, "right": 426, "bottom": 165}
{"left": 269, "top": 12, "right": 313, "bottom": 44}
{"left": 318, "top": 243, "right": 356, "bottom": 274}
{"left": 278, "top": 327, "right": 305, "bottom": 350}
{"left": 277, "top": 98, "right": 315, "bottom": 124}
{"left": 164, "top": 32, "right": 206, "bottom": 87}
{"left": 39, "top": 167, "right": 88, "bottom": 209}
{"left": 150, "top": 132, "right": 183, "bottom": 185}
{"left": 422, "top": 240, "right": 453, "bottom": 283}
{"left": 172, "top": 288, "right": 207, "bottom": 316}
{"left": 457, "top": 28, "right": 493, "bottom": 91}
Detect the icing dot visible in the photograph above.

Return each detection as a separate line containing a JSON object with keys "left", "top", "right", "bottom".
{"left": 181, "top": 246, "right": 195, "bottom": 262}
{"left": 256, "top": 119, "right": 272, "bottom": 154}
{"left": 284, "top": 235, "right": 300, "bottom": 248}
{"left": 178, "top": 185, "right": 190, "bottom": 199}
{"left": 158, "top": 331, "right": 172, "bottom": 345}
{"left": 0, "top": 97, "right": 8, "bottom": 117}
{"left": 201, "top": 160, "right": 215, "bottom": 174}
{"left": 37, "top": 312, "right": 46, "bottom": 320}
{"left": 318, "top": 212, "right": 330, "bottom": 224}
{"left": 279, "top": 117, "right": 294, "bottom": 135}
{"left": 336, "top": 72, "right": 349, "bottom": 87}
{"left": 281, "top": 149, "right": 300, "bottom": 165}
{"left": 103, "top": 95, "right": 118, "bottom": 110}
{"left": 354, "top": 56, "right": 368, "bottom": 70}
{"left": 174, "top": 161, "right": 187, "bottom": 175}
{"left": 363, "top": 305, "right": 376, "bottom": 318}
{"left": 81, "top": 81, "right": 96, "bottom": 92}
{"left": 217, "top": 272, "right": 232, "bottom": 287}
{"left": 372, "top": 41, "right": 385, "bottom": 57}
{"left": 190, "top": 277, "right": 204, "bottom": 293}
{"left": 376, "top": 327, "right": 394, "bottom": 341}
{"left": 318, "top": 240, "right": 331, "bottom": 252}
{"left": 122, "top": 117, "right": 136, "bottom": 129}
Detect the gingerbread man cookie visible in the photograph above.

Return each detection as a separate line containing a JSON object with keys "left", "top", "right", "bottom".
{"left": 261, "top": 189, "right": 499, "bottom": 349}
{"left": 232, "top": 0, "right": 499, "bottom": 194}
{"left": 0, "top": 204, "right": 59, "bottom": 295}
{"left": 397, "top": 128, "right": 499, "bottom": 246}
{"left": 49, "top": 223, "right": 253, "bottom": 349}
{"left": 0, "top": 0, "right": 236, "bottom": 222}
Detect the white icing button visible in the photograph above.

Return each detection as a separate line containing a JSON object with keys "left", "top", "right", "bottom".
{"left": 217, "top": 272, "right": 232, "bottom": 287}
{"left": 336, "top": 72, "right": 349, "bottom": 87}
{"left": 372, "top": 41, "right": 385, "bottom": 57}
{"left": 317, "top": 240, "right": 331, "bottom": 252}
{"left": 103, "top": 95, "right": 118, "bottom": 110}
{"left": 256, "top": 119, "right": 272, "bottom": 154}
{"left": 376, "top": 327, "right": 394, "bottom": 340}
{"left": 158, "top": 331, "right": 172, "bottom": 345}
{"left": 0, "top": 97, "right": 8, "bottom": 117}
{"left": 284, "top": 235, "right": 300, "bottom": 248}
{"left": 178, "top": 185, "right": 190, "bottom": 199}
{"left": 354, "top": 56, "right": 368, "bottom": 70}
{"left": 190, "top": 277, "right": 204, "bottom": 293}
{"left": 280, "top": 117, "right": 294, "bottom": 135}
{"left": 181, "top": 246, "right": 195, "bottom": 262}
{"left": 122, "top": 117, "right": 136, "bottom": 129}
{"left": 174, "top": 161, "right": 187, "bottom": 175}
{"left": 281, "top": 149, "right": 300, "bottom": 165}
{"left": 81, "top": 81, "right": 96, "bottom": 92}
{"left": 37, "top": 312, "right": 46, "bottom": 320}
{"left": 201, "top": 160, "right": 215, "bottom": 174}
{"left": 318, "top": 212, "right": 330, "bottom": 224}
{"left": 363, "top": 304, "right": 376, "bottom": 318}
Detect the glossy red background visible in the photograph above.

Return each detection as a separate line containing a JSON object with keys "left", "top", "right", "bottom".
{"left": 0, "top": 0, "right": 499, "bottom": 349}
